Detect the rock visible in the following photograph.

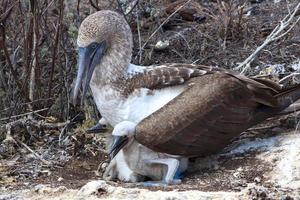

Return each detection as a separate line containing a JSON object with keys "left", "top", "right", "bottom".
{"left": 101, "top": 162, "right": 108, "bottom": 170}
{"left": 53, "top": 186, "right": 67, "bottom": 193}
{"left": 154, "top": 40, "right": 170, "bottom": 51}
{"left": 233, "top": 171, "right": 240, "bottom": 178}
{"left": 34, "top": 184, "right": 52, "bottom": 194}
{"left": 57, "top": 177, "right": 64, "bottom": 182}
{"left": 282, "top": 195, "right": 294, "bottom": 200}
{"left": 78, "top": 180, "right": 108, "bottom": 196}
{"left": 259, "top": 64, "right": 285, "bottom": 76}
{"left": 254, "top": 177, "right": 261, "bottom": 183}
{"left": 288, "top": 59, "right": 300, "bottom": 71}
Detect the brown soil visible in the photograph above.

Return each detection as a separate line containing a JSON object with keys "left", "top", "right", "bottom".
{"left": 1, "top": 0, "right": 300, "bottom": 198}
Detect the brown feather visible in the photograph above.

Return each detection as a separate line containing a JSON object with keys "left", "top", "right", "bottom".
{"left": 134, "top": 72, "right": 300, "bottom": 156}
{"left": 116, "top": 64, "right": 219, "bottom": 97}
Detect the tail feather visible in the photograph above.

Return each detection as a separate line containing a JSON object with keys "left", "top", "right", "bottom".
{"left": 276, "top": 84, "right": 300, "bottom": 109}
{"left": 277, "top": 102, "right": 300, "bottom": 115}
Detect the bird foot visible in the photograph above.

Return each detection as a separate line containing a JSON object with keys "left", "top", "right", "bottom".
{"left": 138, "top": 179, "right": 182, "bottom": 187}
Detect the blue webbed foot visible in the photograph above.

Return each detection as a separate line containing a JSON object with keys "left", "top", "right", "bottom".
{"left": 138, "top": 179, "right": 182, "bottom": 187}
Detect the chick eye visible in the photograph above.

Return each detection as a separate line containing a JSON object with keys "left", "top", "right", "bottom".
{"left": 91, "top": 43, "right": 97, "bottom": 49}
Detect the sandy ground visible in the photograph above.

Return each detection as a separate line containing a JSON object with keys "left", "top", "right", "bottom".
{"left": 1, "top": 127, "right": 300, "bottom": 200}
{"left": 1, "top": 1, "right": 300, "bottom": 199}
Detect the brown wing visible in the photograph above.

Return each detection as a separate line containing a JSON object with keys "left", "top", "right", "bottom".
{"left": 134, "top": 72, "right": 284, "bottom": 156}
{"left": 122, "top": 64, "right": 225, "bottom": 96}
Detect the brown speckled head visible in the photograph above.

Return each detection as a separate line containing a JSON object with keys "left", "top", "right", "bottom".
{"left": 77, "top": 10, "right": 132, "bottom": 49}
{"left": 77, "top": 10, "right": 133, "bottom": 87}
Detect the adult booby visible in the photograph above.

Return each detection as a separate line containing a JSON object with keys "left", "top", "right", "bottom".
{"left": 73, "top": 10, "right": 300, "bottom": 183}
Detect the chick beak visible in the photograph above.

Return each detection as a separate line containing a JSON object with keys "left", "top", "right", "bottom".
{"left": 108, "top": 136, "right": 129, "bottom": 159}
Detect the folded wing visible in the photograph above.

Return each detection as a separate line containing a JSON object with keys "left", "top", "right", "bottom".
{"left": 134, "top": 71, "right": 297, "bottom": 156}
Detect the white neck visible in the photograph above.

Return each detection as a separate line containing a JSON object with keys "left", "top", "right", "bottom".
{"left": 90, "top": 69, "right": 185, "bottom": 127}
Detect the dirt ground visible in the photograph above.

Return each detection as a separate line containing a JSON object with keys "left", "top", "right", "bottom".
{"left": 1, "top": 116, "right": 300, "bottom": 199}
{"left": 1, "top": 0, "right": 300, "bottom": 199}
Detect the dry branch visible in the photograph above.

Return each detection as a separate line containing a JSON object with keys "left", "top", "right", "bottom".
{"left": 235, "top": 3, "right": 300, "bottom": 74}
{"left": 279, "top": 72, "right": 300, "bottom": 83}
{"left": 47, "top": 0, "right": 64, "bottom": 104}
{"left": 0, "top": 23, "right": 30, "bottom": 102}
{"left": 137, "top": 0, "right": 193, "bottom": 58}
{"left": 0, "top": 108, "right": 49, "bottom": 122}
{"left": 1, "top": 117, "right": 70, "bottom": 131}
{"left": 15, "top": 138, "right": 52, "bottom": 166}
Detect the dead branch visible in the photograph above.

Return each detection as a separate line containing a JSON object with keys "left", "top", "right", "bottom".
{"left": 0, "top": 108, "right": 49, "bottom": 122}
{"left": 1, "top": 117, "right": 70, "bottom": 133}
{"left": 235, "top": 2, "right": 300, "bottom": 74}
{"left": 137, "top": 0, "right": 193, "bottom": 58}
{"left": 4, "top": 123, "right": 51, "bottom": 165}
{"left": 124, "top": 0, "right": 139, "bottom": 15}
{"left": 47, "top": 0, "right": 64, "bottom": 105}
{"left": 29, "top": 0, "right": 39, "bottom": 115}
{"left": 0, "top": 23, "right": 30, "bottom": 102}
{"left": 89, "top": 0, "right": 100, "bottom": 11}
{"left": 15, "top": 138, "right": 52, "bottom": 166}
{"left": 279, "top": 72, "right": 300, "bottom": 83}
{"left": 0, "top": 2, "right": 16, "bottom": 23}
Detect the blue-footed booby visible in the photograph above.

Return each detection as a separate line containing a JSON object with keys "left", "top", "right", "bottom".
{"left": 103, "top": 122, "right": 188, "bottom": 185}
{"left": 73, "top": 10, "right": 300, "bottom": 183}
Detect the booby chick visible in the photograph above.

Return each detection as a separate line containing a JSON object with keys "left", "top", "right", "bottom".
{"left": 73, "top": 10, "right": 300, "bottom": 184}
{"left": 103, "top": 121, "right": 188, "bottom": 185}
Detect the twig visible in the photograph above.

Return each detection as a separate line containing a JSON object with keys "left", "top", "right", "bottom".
{"left": 124, "top": 0, "right": 139, "bottom": 15}
{"left": 0, "top": 23, "right": 30, "bottom": 102}
{"left": 137, "top": 10, "right": 142, "bottom": 64}
{"left": 15, "top": 138, "right": 51, "bottom": 165}
{"left": 0, "top": 118, "right": 71, "bottom": 144}
{"left": 247, "top": 124, "right": 279, "bottom": 132}
{"left": 89, "top": 0, "right": 100, "bottom": 11}
{"left": 279, "top": 72, "right": 300, "bottom": 83}
{"left": 0, "top": 108, "right": 49, "bottom": 122}
{"left": 4, "top": 123, "right": 52, "bottom": 166}
{"left": 137, "top": 0, "right": 193, "bottom": 57}
{"left": 29, "top": 0, "right": 40, "bottom": 116}
{"left": 0, "top": 2, "right": 17, "bottom": 23}
{"left": 47, "top": 0, "right": 64, "bottom": 105}
{"left": 235, "top": 3, "right": 300, "bottom": 74}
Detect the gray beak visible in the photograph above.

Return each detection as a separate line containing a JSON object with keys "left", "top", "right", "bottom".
{"left": 73, "top": 41, "right": 107, "bottom": 106}
{"left": 86, "top": 122, "right": 107, "bottom": 134}
{"left": 108, "top": 136, "right": 129, "bottom": 159}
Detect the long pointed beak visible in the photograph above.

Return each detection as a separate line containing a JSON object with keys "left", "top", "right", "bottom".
{"left": 73, "top": 41, "right": 107, "bottom": 106}
{"left": 108, "top": 136, "right": 129, "bottom": 159}
{"left": 86, "top": 122, "right": 107, "bottom": 134}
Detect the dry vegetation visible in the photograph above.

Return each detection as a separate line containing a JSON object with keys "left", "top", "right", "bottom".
{"left": 0, "top": 0, "right": 300, "bottom": 197}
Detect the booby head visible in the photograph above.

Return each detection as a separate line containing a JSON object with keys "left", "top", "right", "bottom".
{"left": 109, "top": 121, "right": 136, "bottom": 159}
{"left": 73, "top": 10, "right": 133, "bottom": 105}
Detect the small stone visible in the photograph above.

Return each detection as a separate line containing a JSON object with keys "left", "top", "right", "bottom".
{"left": 54, "top": 186, "right": 67, "bottom": 193}
{"left": 233, "top": 171, "right": 240, "bottom": 178}
{"left": 34, "top": 184, "right": 52, "bottom": 194}
{"left": 282, "top": 195, "right": 294, "bottom": 200}
{"left": 57, "top": 177, "right": 64, "bottom": 182}
{"left": 213, "top": 164, "right": 220, "bottom": 170}
{"left": 79, "top": 180, "right": 108, "bottom": 196}
{"left": 154, "top": 40, "right": 170, "bottom": 51}
{"left": 101, "top": 162, "right": 108, "bottom": 170}
{"left": 254, "top": 177, "right": 261, "bottom": 183}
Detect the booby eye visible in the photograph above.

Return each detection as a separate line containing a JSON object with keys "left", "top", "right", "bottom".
{"left": 91, "top": 43, "right": 97, "bottom": 49}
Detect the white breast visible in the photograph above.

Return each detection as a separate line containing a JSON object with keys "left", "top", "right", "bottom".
{"left": 91, "top": 84, "right": 185, "bottom": 126}
{"left": 123, "top": 86, "right": 185, "bottom": 124}
{"left": 90, "top": 64, "right": 185, "bottom": 126}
